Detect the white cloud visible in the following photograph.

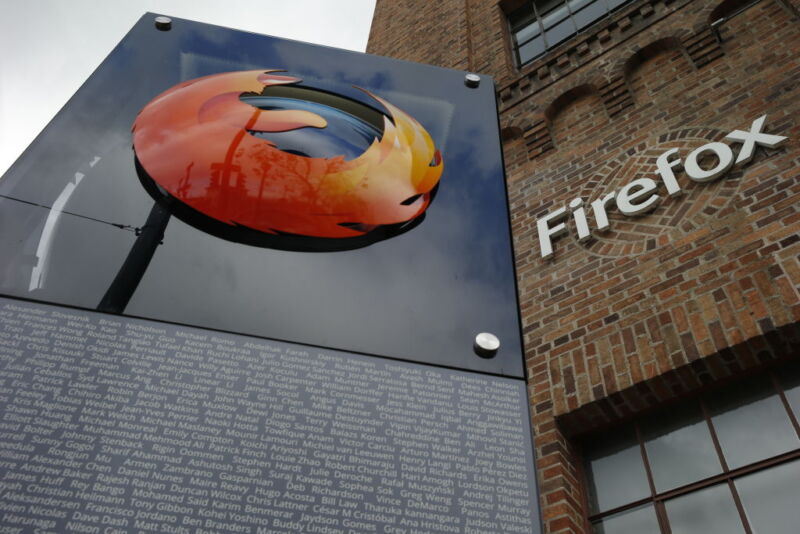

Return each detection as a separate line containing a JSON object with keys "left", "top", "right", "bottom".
{"left": 0, "top": 0, "right": 375, "bottom": 177}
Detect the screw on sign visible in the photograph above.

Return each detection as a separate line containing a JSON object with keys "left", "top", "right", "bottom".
{"left": 98, "top": 69, "right": 444, "bottom": 313}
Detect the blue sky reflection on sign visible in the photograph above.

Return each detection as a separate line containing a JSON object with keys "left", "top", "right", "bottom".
{"left": 0, "top": 15, "right": 523, "bottom": 377}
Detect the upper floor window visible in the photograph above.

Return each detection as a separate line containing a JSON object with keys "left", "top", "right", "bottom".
{"left": 508, "top": 0, "right": 632, "bottom": 66}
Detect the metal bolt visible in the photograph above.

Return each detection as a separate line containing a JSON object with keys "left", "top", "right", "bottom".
{"left": 155, "top": 16, "right": 172, "bottom": 31}
{"left": 464, "top": 73, "right": 481, "bottom": 88}
{"left": 474, "top": 332, "right": 500, "bottom": 358}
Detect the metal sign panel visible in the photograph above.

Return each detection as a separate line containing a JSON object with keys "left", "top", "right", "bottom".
{"left": 0, "top": 296, "right": 540, "bottom": 533}
{"left": 0, "top": 14, "right": 522, "bottom": 377}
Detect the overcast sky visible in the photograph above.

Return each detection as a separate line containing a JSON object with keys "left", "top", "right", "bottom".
{"left": 0, "top": 0, "right": 376, "bottom": 176}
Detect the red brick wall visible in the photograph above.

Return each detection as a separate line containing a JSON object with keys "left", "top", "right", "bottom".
{"left": 367, "top": 1, "right": 470, "bottom": 71}
{"left": 369, "top": 1, "right": 800, "bottom": 532}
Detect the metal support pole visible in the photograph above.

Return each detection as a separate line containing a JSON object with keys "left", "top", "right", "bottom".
{"left": 98, "top": 202, "right": 171, "bottom": 313}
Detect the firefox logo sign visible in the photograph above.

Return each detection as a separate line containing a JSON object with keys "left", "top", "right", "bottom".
{"left": 131, "top": 70, "right": 444, "bottom": 251}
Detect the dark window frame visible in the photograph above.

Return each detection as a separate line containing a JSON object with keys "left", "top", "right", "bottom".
{"left": 507, "top": 0, "right": 634, "bottom": 67}
{"left": 579, "top": 367, "right": 800, "bottom": 533}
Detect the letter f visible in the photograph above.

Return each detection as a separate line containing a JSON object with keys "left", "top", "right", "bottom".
{"left": 537, "top": 208, "right": 568, "bottom": 260}
{"left": 657, "top": 148, "right": 682, "bottom": 197}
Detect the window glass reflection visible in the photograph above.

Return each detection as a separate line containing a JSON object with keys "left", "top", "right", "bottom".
{"left": 584, "top": 428, "right": 650, "bottom": 513}
{"left": 536, "top": 0, "right": 566, "bottom": 13}
{"left": 586, "top": 367, "right": 800, "bottom": 533}
{"left": 515, "top": 23, "right": 541, "bottom": 46}
{"left": 545, "top": 18, "right": 576, "bottom": 47}
{"left": 567, "top": 0, "right": 594, "bottom": 10}
{"left": 665, "top": 483, "right": 745, "bottom": 534}
{"left": 707, "top": 377, "right": 799, "bottom": 469}
{"left": 591, "top": 504, "right": 661, "bottom": 534}
{"left": 641, "top": 401, "right": 723, "bottom": 492}
{"left": 778, "top": 361, "right": 800, "bottom": 418}
{"left": 571, "top": 0, "right": 609, "bottom": 29}
{"left": 736, "top": 459, "right": 800, "bottom": 534}
{"left": 540, "top": 5, "right": 570, "bottom": 28}
{"left": 518, "top": 38, "right": 546, "bottom": 64}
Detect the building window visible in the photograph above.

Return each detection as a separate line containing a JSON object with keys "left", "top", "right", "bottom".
{"left": 508, "top": 0, "right": 632, "bottom": 66}
{"left": 581, "top": 362, "right": 800, "bottom": 534}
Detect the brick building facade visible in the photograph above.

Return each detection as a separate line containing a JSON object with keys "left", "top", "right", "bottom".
{"left": 369, "top": 1, "right": 800, "bottom": 532}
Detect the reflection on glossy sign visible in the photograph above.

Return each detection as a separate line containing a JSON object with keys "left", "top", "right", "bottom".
{"left": 132, "top": 70, "right": 444, "bottom": 251}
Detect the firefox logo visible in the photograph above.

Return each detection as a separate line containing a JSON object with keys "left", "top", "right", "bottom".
{"left": 132, "top": 70, "right": 444, "bottom": 251}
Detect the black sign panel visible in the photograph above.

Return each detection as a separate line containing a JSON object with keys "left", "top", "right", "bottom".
{"left": 0, "top": 14, "right": 522, "bottom": 377}
{"left": 0, "top": 296, "right": 540, "bottom": 533}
